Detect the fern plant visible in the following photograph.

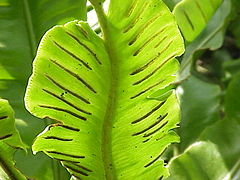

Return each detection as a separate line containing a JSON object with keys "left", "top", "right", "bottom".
{"left": 2, "top": 0, "right": 238, "bottom": 179}
{"left": 24, "top": 0, "right": 184, "bottom": 179}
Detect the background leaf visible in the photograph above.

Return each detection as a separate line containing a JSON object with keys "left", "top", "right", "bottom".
{"left": 0, "top": 0, "right": 87, "bottom": 179}
{"left": 166, "top": 141, "right": 229, "bottom": 180}
{"left": 200, "top": 117, "right": 240, "bottom": 170}
{"left": 163, "top": 0, "right": 181, "bottom": 10}
{"left": 224, "top": 73, "right": 240, "bottom": 123}
{"left": 173, "top": 0, "right": 222, "bottom": 42}
{"left": 0, "top": 99, "right": 26, "bottom": 180}
{"left": 179, "top": 0, "right": 231, "bottom": 81}
{"left": 177, "top": 75, "right": 221, "bottom": 151}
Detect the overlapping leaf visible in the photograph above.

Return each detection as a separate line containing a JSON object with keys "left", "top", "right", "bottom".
{"left": 173, "top": 0, "right": 222, "bottom": 42}
{"left": 178, "top": 0, "right": 231, "bottom": 80}
{"left": 225, "top": 73, "right": 240, "bottom": 123}
{"left": 166, "top": 141, "right": 229, "bottom": 180}
{"left": 25, "top": 0, "right": 184, "bottom": 179}
{"left": 0, "top": 99, "right": 26, "bottom": 180}
{"left": 0, "top": 0, "right": 87, "bottom": 146}
{"left": 0, "top": 0, "right": 87, "bottom": 179}
{"left": 200, "top": 117, "right": 240, "bottom": 170}
{"left": 177, "top": 76, "right": 221, "bottom": 151}
{"left": 168, "top": 118, "right": 240, "bottom": 180}
{"left": 0, "top": 99, "right": 25, "bottom": 150}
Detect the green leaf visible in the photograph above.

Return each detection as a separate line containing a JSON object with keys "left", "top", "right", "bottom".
{"left": 0, "top": 167, "right": 9, "bottom": 180}
{"left": 200, "top": 117, "right": 240, "bottom": 170}
{"left": 163, "top": 0, "right": 182, "bottom": 10}
{"left": 179, "top": 0, "right": 231, "bottom": 80}
{"left": 0, "top": 0, "right": 87, "bottom": 146}
{"left": 177, "top": 75, "right": 221, "bottom": 151}
{"left": 0, "top": 0, "right": 87, "bottom": 179}
{"left": 173, "top": 0, "right": 222, "bottom": 42}
{"left": 223, "top": 59, "right": 240, "bottom": 76}
{"left": 0, "top": 65, "right": 14, "bottom": 80}
{"left": 166, "top": 141, "right": 229, "bottom": 180}
{"left": 0, "top": 144, "right": 26, "bottom": 180}
{"left": 0, "top": 99, "right": 26, "bottom": 180}
{"left": 25, "top": 0, "right": 184, "bottom": 179}
{"left": 225, "top": 73, "right": 240, "bottom": 123}
{"left": 0, "top": 99, "right": 25, "bottom": 149}
{"left": 147, "top": 84, "right": 176, "bottom": 101}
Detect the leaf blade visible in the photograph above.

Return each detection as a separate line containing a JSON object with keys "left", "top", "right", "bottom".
{"left": 173, "top": 0, "right": 222, "bottom": 42}
{"left": 166, "top": 141, "right": 229, "bottom": 180}
{"left": 26, "top": 0, "right": 185, "bottom": 179}
{"left": 0, "top": 99, "right": 26, "bottom": 180}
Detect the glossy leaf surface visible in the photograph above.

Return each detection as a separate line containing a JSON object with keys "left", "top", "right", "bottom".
{"left": 177, "top": 76, "right": 221, "bottom": 151}
{"left": 0, "top": 99, "right": 26, "bottom": 180}
{"left": 173, "top": 0, "right": 222, "bottom": 42}
{"left": 25, "top": 0, "right": 184, "bottom": 179}
{"left": 200, "top": 118, "right": 240, "bottom": 170}
{"left": 167, "top": 141, "right": 229, "bottom": 180}
{"left": 179, "top": 0, "right": 231, "bottom": 80}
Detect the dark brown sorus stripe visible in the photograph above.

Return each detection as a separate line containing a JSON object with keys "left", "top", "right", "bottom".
{"left": 47, "top": 151, "right": 85, "bottom": 158}
{"left": 44, "top": 116, "right": 61, "bottom": 123}
{"left": 49, "top": 123, "right": 80, "bottom": 132}
{"left": 154, "top": 35, "right": 169, "bottom": 49}
{"left": 128, "top": 13, "right": 162, "bottom": 46}
{"left": 59, "top": 124, "right": 80, "bottom": 132}
{"left": 64, "top": 164, "right": 88, "bottom": 176}
{"left": 132, "top": 113, "right": 168, "bottom": 136}
{"left": 44, "top": 136, "right": 73, "bottom": 141}
{"left": 183, "top": 9, "right": 194, "bottom": 31}
{"left": 143, "top": 120, "right": 168, "bottom": 137}
{"left": 72, "top": 173, "right": 83, "bottom": 180}
{"left": 42, "top": 88, "right": 91, "bottom": 115}
{"left": 131, "top": 101, "right": 166, "bottom": 124}
{"left": 125, "top": 0, "right": 139, "bottom": 17}
{"left": 0, "top": 134, "right": 12, "bottom": 140}
{"left": 53, "top": 41, "right": 92, "bottom": 70}
{"left": 133, "top": 28, "right": 167, "bottom": 56}
{"left": 76, "top": 24, "right": 89, "bottom": 39}
{"left": 194, "top": 0, "right": 207, "bottom": 23}
{"left": 0, "top": 116, "right": 8, "bottom": 120}
{"left": 144, "top": 149, "right": 166, "bottom": 168}
{"left": 142, "top": 138, "right": 150, "bottom": 143}
{"left": 50, "top": 59, "right": 97, "bottom": 93}
{"left": 70, "top": 163, "right": 93, "bottom": 172}
{"left": 123, "top": 0, "right": 149, "bottom": 33}
{"left": 159, "top": 175, "right": 164, "bottom": 180}
{"left": 131, "top": 40, "right": 174, "bottom": 76}
{"left": 54, "top": 158, "right": 80, "bottom": 163}
{"left": 39, "top": 105, "right": 87, "bottom": 121}
{"left": 45, "top": 75, "right": 91, "bottom": 104}
{"left": 130, "top": 79, "right": 165, "bottom": 99}
{"left": 65, "top": 31, "right": 102, "bottom": 65}
{"left": 131, "top": 52, "right": 160, "bottom": 75}
{"left": 155, "top": 134, "right": 167, "bottom": 141}
{"left": 133, "top": 54, "right": 175, "bottom": 85}
{"left": 155, "top": 39, "right": 174, "bottom": 54}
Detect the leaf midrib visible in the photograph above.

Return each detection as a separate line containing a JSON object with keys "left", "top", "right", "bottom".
{"left": 90, "top": 1, "right": 118, "bottom": 179}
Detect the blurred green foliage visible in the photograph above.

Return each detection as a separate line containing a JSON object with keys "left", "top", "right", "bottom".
{"left": 0, "top": 0, "right": 86, "bottom": 179}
